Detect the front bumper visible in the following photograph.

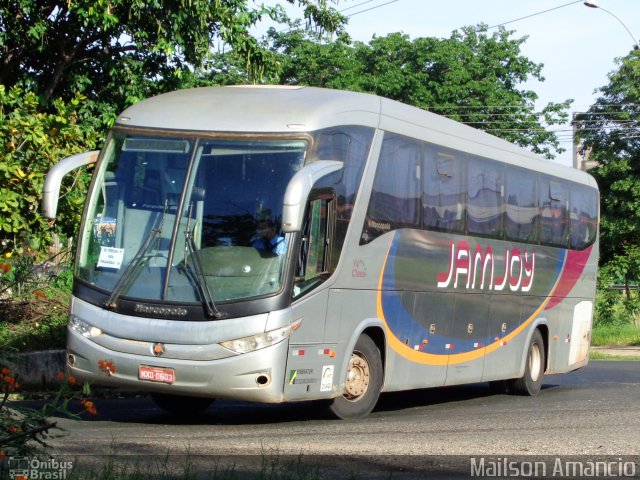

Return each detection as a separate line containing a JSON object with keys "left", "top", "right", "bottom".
{"left": 67, "top": 326, "right": 288, "bottom": 403}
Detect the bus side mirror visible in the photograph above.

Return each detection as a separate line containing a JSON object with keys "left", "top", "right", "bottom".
{"left": 282, "top": 160, "right": 342, "bottom": 233}
{"left": 42, "top": 151, "right": 100, "bottom": 219}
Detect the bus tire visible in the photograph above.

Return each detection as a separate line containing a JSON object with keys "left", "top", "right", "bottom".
{"left": 329, "top": 334, "right": 383, "bottom": 419}
{"left": 151, "top": 393, "right": 215, "bottom": 416}
{"left": 510, "top": 329, "right": 545, "bottom": 396}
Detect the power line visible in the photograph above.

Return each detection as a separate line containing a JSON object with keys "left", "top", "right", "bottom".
{"left": 339, "top": 0, "right": 381, "bottom": 14}
{"left": 344, "top": 0, "right": 401, "bottom": 19}
{"left": 488, "top": 0, "right": 583, "bottom": 29}
{"left": 274, "top": 0, "right": 400, "bottom": 34}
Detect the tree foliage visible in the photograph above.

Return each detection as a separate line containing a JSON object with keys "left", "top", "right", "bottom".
{"left": 0, "top": 85, "right": 100, "bottom": 253}
{"left": 576, "top": 50, "right": 640, "bottom": 273}
{"left": 266, "top": 26, "right": 571, "bottom": 158}
{"left": 0, "top": 0, "right": 346, "bottom": 114}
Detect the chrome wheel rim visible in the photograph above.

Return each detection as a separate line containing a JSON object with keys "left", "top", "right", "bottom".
{"left": 344, "top": 352, "right": 370, "bottom": 401}
{"left": 529, "top": 343, "right": 542, "bottom": 382}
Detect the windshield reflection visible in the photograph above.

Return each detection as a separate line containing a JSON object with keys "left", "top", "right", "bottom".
{"left": 77, "top": 132, "right": 307, "bottom": 306}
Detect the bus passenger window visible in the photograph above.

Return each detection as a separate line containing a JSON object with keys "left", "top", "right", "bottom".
{"left": 423, "top": 150, "right": 466, "bottom": 234}
{"left": 570, "top": 185, "right": 598, "bottom": 250}
{"left": 505, "top": 167, "right": 538, "bottom": 243}
{"left": 468, "top": 159, "right": 504, "bottom": 238}
{"left": 540, "top": 177, "right": 569, "bottom": 248}
{"left": 362, "top": 133, "right": 420, "bottom": 244}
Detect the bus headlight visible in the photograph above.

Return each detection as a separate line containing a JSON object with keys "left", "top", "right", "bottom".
{"left": 69, "top": 316, "right": 103, "bottom": 338}
{"left": 220, "top": 326, "right": 291, "bottom": 354}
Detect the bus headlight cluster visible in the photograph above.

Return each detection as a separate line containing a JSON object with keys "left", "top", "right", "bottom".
{"left": 220, "top": 326, "right": 291, "bottom": 354}
{"left": 69, "top": 315, "right": 102, "bottom": 338}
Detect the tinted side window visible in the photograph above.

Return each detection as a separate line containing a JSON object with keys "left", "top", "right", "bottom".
{"left": 570, "top": 185, "right": 598, "bottom": 250}
{"left": 505, "top": 167, "right": 538, "bottom": 243}
{"left": 540, "top": 176, "right": 569, "bottom": 247}
{"left": 423, "top": 148, "right": 466, "bottom": 233}
{"left": 362, "top": 133, "right": 421, "bottom": 243}
{"left": 468, "top": 158, "right": 504, "bottom": 237}
{"left": 311, "top": 126, "right": 374, "bottom": 262}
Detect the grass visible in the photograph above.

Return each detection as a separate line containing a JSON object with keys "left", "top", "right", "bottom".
{"left": 590, "top": 322, "right": 640, "bottom": 360}
{"left": 589, "top": 351, "right": 640, "bottom": 361}
{"left": 590, "top": 323, "right": 640, "bottom": 347}
{"left": 34, "top": 451, "right": 360, "bottom": 480}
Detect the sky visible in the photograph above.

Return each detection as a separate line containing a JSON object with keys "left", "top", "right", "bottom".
{"left": 259, "top": 0, "right": 640, "bottom": 166}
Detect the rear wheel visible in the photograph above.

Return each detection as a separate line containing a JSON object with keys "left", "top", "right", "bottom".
{"left": 329, "top": 334, "right": 383, "bottom": 419}
{"left": 151, "top": 393, "right": 215, "bottom": 416}
{"left": 510, "top": 329, "right": 545, "bottom": 396}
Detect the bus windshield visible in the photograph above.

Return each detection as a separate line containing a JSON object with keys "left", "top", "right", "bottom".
{"left": 76, "top": 131, "right": 308, "bottom": 306}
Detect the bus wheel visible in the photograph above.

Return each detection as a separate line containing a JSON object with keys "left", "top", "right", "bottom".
{"left": 329, "top": 334, "right": 383, "bottom": 419}
{"left": 510, "top": 329, "right": 545, "bottom": 396}
{"left": 151, "top": 393, "right": 215, "bottom": 416}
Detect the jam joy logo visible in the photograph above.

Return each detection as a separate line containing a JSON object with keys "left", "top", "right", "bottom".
{"left": 437, "top": 241, "right": 535, "bottom": 292}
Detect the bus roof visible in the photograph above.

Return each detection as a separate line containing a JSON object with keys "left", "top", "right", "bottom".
{"left": 117, "top": 85, "right": 596, "bottom": 188}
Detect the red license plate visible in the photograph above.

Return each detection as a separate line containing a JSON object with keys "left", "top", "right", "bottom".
{"left": 139, "top": 365, "right": 175, "bottom": 384}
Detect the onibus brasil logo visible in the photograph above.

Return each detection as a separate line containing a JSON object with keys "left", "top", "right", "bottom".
{"left": 8, "top": 457, "right": 73, "bottom": 479}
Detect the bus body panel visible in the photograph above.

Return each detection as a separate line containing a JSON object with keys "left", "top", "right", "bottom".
{"left": 117, "top": 86, "right": 382, "bottom": 134}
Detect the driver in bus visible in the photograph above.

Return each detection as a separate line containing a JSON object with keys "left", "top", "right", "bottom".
{"left": 252, "top": 220, "right": 287, "bottom": 256}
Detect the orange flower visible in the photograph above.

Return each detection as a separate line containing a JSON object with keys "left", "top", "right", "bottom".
{"left": 67, "top": 376, "right": 76, "bottom": 385}
{"left": 7, "top": 425, "right": 21, "bottom": 433}
{"left": 33, "top": 290, "right": 47, "bottom": 298}
{"left": 98, "top": 359, "right": 116, "bottom": 375}
{"left": 1, "top": 367, "right": 10, "bottom": 376}
{"left": 56, "top": 372, "right": 66, "bottom": 380}
{"left": 81, "top": 399, "right": 97, "bottom": 415}
{"left": 3, "top": 376, "right": 15, "bottom": 385}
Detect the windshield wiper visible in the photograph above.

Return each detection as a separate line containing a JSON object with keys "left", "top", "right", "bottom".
{"left": 104, "top": 203, "right": 167, "bottom": 310}
{"left": 183, "top": 229, "right": 225, "bottom": 319}
{"left": 182, "top": 205, "right": 225, "bottom": 319}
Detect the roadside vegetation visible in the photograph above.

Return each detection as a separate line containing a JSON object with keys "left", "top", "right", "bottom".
{"left": 591, "top": 313, "right": 640, "bottom": 347}
{"left": 591, "top": 260, "right": 640, "bottom": 348}
{"left": 0, "top": 248, "right": 72, "bottom": 352}
{"left": 52, "top": 453, "right": 334, "bottom": 480}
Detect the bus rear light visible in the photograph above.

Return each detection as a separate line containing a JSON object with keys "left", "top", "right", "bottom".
{"left": 219, "top": 325, "right": 291, "bottom": 354}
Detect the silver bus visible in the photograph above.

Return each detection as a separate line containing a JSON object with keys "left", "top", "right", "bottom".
{"left": 43, "top": 86, "right": 599, "bottom": 419}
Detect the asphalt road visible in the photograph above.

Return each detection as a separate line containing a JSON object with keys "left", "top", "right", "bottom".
{"left": 20, "top": 360, "right": 640, "bottom": 478}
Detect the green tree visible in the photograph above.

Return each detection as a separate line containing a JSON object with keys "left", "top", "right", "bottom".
{"left": 0, "top": 85, "right": 100, "bottom": 253}
{"left": 576, "top": 50, "right": 640, "bottom": 277}
{"left": 0, "top": 0, "right": 345, "bottom": 115}
{"left": 267, "top": 27, "right": 571, "bottom": 158}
